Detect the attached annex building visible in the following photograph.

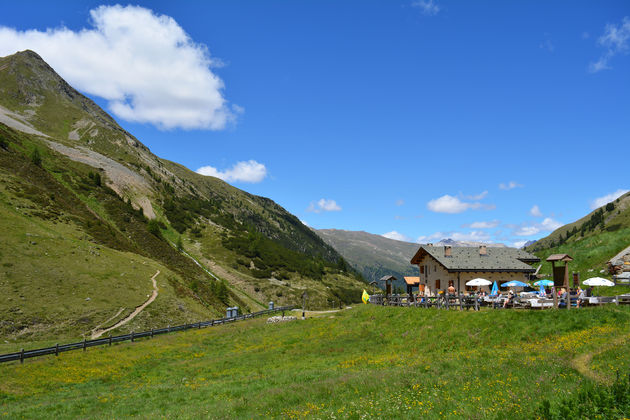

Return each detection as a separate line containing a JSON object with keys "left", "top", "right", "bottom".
{"left": 410, "top": 244, "right": 540, "bottom": 296}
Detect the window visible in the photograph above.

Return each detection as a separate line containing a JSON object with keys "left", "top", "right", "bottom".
{"left": 436, "top": 279, "right": 441, "bottom": 290}
{"left": 420, "top": 265, "right": 424, "bottom": 274}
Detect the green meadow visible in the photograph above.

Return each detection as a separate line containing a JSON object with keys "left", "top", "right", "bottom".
{"left": 1, "top": 305, "right": 629, "bottom": 419}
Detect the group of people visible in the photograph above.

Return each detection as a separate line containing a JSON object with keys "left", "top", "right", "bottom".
{"left": 554, "top": 286, "right": 592, "bottom": 308}
{"left": 410, "top": 282, "right": 595, "bottom": 309}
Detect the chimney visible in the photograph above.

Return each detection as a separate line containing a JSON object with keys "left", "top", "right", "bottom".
{"left": 427, "top": 243, "right": 433, "bottom": 247}
{"left": 444, "top": 245, "right": 452, "bottom": 257}
{"left": 479, "top": 245, "right": 487, "bottom": 256}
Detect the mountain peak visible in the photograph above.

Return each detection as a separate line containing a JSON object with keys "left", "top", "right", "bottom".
{"left": 14, "top": 49, "right": 44, "bottom": 60}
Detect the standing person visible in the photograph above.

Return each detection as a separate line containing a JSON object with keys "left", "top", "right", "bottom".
{"left": 448, "top": 282, "right": 456, "bottom": 296}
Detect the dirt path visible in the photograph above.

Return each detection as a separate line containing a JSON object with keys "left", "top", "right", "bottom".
{"left": 89, "top": 307, "right": 125, "bottom": 336}
{"left": 91, "top": 270, "right": 160, "bottom": 339}
{"left": 571, "top": 332, "right": 630, "bottom": 384}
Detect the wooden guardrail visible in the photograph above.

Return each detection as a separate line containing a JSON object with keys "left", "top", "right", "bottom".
{"left": 0, "top": 306, "right": 294, "bottom": 365}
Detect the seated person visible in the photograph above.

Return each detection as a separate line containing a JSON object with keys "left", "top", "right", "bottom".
{"left": 503, "top": 290, "right": 514, "bottom": 308}
{"left": 447, "top": 284, "right": 456, "bottom": 296}
{"left": 576, "top": 287, "right": 586, "bottom": 308}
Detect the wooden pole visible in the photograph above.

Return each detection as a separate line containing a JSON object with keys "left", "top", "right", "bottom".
{"left": 551, "top": 261, "right": 558, "bottom": 309}
{"left": 565, "top": 261, "right": 571, "bottom": 310}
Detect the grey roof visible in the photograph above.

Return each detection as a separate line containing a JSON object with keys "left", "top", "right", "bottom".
{"left": 411, "top": 245, "right": 540, "bottom": 273}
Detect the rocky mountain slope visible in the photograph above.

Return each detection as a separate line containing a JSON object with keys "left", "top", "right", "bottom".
{"left": 0, "top": 50, "right": 365, "bottom": 342}
{"left": 316, "top": 229, "right": 419, "bottom": 286}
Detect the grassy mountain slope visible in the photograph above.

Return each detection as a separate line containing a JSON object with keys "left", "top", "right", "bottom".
{"left": 526, "top": 191, "right": 630, "bottom": 293}
{"left": 0, "top": 50, "right": 365, "bottom": 341}
{"left": 2, "top": 305, "right": 629, "bottom": 418}
{"left": 316, "top": 229, "right": 419, "bottom": 286}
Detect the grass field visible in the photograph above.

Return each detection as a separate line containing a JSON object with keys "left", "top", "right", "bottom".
{"left": 1, "top": 305, "right": 629, "bottom": 418}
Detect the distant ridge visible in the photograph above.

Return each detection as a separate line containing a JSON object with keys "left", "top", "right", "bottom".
{"left": 316, "top": 229, "right": 506, "bottom": 288}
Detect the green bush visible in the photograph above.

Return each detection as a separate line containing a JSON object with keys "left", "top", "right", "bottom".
{"left": 88, "top": 171, "right": 101, "bottom": 186}
{"left": 30, "top": 147, "right": 42, "bottom": 167}
{"left": 147, "top": 219, "right": 162, "bottom": 238}
{"left": 536, "top": 372, "right": 630, "bottom": 419}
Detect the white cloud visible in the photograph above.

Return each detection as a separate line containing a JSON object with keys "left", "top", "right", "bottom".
{"left": 412, "top": 0, "right": 440, "bottom": 16}
{"left": 427, "top": 195, "right": 470, "bottom": 214}
{"left": 382, "top": 231, "right": 412, "bottom": 242}
{"left": 307, "top": 199, "right": 342, "bottom": 213}
{"left": 463, "top": 191, "right": 488, "bottom": 200}
{"left": 427, "top": 194, "right": 494, "bottom": 214}
{"left": 416, "top": 232, "right": 446, "bottom": 243}
{"left": 539, "top": 39, "right": 555, "bottom": 53}
{"left": 451, "top": 231, "right": 491, "bottom": 242}
{"left": 417, "top": 230, "right": 492, "bottom": 243}
{"left": 590, "top": 189, "right": 629, "bottom": 209}
{"left": 530, "top": 205, "right": 543, "bottom": 217}
{"left": 0, "top": 5, "right": 236, "bottom": 130}
{"left": 395, "top": 199, "right": 405, "bottom": 206}
{"left": 464, "top": 220, "right": 500, "bottom": 229}
{"left": 589, "top": 16, "right": 630, "bottom": 73}
{"left": 512, "top": 240, "right": 528, "bottom": 249}
{"left": 499, "top": 181, "right": 523, "bottom": 190}
{"left": 514, "top": 217, "right": 563, "bottom": 237}
{"left": 196, "top": 160, "right": 267, "bottom": 183}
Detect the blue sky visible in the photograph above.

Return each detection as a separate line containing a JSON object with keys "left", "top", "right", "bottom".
{"left": 1, "top": 1, "right": 628, "bottom": 247}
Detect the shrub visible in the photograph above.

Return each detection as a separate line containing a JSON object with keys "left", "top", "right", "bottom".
{"left": 88, "top": 171, "right": 102, "bottom": 186}
{"left": 536, "top": 372, "right": 630, "bottom": 419}
{"left": 147, "top": 219, "right": 162, "bottom": 238}
{"left": 30, "top": 148, "right": 42, "bottom": 167}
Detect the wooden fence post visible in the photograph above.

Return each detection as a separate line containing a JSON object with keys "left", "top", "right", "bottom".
{"left": 20, "top": 348, "right": 24, "bottom": 364}
{"left": 83, "top": 338, "right": 86, "bottom": 352}
{"left": 150, "top": 328, "right": 154, "bottom": 338}
{"left": 109, "top": 336, "right": 112, "bottom": 346}
{"left": 131, "top": 331, "right": 134, "bottom": 342}
{"left": 55, "top": 343, "right": 59, "bottom": 356}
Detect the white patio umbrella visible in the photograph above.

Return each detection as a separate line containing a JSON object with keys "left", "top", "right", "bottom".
{"left": 466, "top": 278, "right": 492, "bottom": 286}
{"left": 583, "top": 277, "right": 615, "bottom": 287}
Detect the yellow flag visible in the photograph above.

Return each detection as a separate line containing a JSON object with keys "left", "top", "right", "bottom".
{"left": 362, "top": 289, "right": 370, "bottom": 304}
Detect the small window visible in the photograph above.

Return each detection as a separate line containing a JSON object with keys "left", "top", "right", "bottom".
{"left": 434, "top": 265, "right": 437, "bottom": 272}
{"left": 436, "top": 279, "right": 441, "bottom": 290}
{"left": 420, "top": 265, "right": 425, "bottom": 274}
